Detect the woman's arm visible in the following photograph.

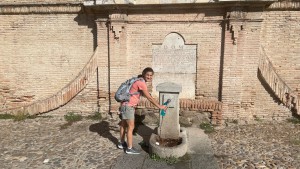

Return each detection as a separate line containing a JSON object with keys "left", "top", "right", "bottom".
{"left": 141, "top": 89, "right": 167, "bottom": 111}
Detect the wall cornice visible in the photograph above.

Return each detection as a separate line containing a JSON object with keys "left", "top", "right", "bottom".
{"left": 1, "top": 1, "right": 298, "bottom": 15}
{"left": 267, "top": 1, "right": 300, "bottom": 10}
{"left": 84, "top": 0, "right": 277, "bottom": 6}
{"left": 0, "top": 4, "right": 82, "bottom": 14}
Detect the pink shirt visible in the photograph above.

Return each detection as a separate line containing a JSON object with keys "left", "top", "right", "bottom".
{"left": 126, "top": 80, "right": 147, "bottom": 107}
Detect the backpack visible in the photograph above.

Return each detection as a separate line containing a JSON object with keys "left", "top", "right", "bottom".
{"left": 114, "top": 77, "right": 144, "bottom": 103}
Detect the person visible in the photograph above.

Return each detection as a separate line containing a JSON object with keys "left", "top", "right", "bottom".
{"left": 117, "top": 67, "right": 167, "bottom": 154}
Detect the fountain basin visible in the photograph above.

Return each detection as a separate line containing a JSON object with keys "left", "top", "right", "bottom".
{"left": 149, "top": 127, "right": 188, "bottom": 158}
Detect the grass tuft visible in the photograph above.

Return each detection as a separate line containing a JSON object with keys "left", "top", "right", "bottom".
{"left": 0, "top": 113, "right": 52, "bottom": 121}
{"left": 86, "top": 111, "right": 102, "bottom": 121}
{"left": 150, "top": 153, "right": 179, "bottom": 165}
{"left": 64, "top": 112, "right": 83, "bottom": 123}
{"left": 0, "top": 114, "right": 15, "bottom": 119}
{"left": 13, "top": 111, "right": 29, "bottom": 121}
{"left": 60, "top": 112, "right": 83, "bottom": 130}
{"left": 254, "top": 116, "right": 263, "bottom": 122}
{"left": 199, "top": 122, "right": 215, "bottom": 134}
{"left": 287, "top": 117, "right": 300, "bottom": 124}
{"left": 290, "top": 139, "right": 300, "bottom": 145}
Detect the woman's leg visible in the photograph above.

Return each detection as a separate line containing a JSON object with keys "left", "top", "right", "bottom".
{"left": 119, "top": 120, "right": 127, "bottom": 143}
{"left": 126, "top": 119, "right": 135, "bottom": 148}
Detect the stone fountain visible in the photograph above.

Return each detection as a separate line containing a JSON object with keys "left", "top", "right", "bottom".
{"left": 149, "top": 82, "right": 188, "bottom": 158}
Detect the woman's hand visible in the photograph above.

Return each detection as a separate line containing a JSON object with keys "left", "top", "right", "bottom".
{"left": 159, "top": 105, "right": 168, "bottom": 111}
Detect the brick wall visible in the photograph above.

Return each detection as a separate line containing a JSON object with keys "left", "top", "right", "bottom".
{"left": 105, "top": 10, "right": 223, "bottom": 112}
{"left": 261, "top": 10, "right": 300, "bottom": 91}
{"left": 254, "top": 74, "right": 292, "bottom": 121}
{"left": 0, "top": 13, "right": 95, "bottom": 111}
{"left": 0, "top": 2, "right": 299, "bottom": 122}
{"left": 250, "top": 8, "right": 300, "bottom": 121}
{"left": 0, "top": 0, "right": 82, "bottom": 5}
{"left": 126, "top": 10, "right": 223, "bottom": 98}
{"left": 46, "top": 69, "right": 99, "bottom": 116}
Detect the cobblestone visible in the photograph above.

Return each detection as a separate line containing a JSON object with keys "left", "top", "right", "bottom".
{"left": 208, "top": 121, "right": 300, "bottom": 169}
{"left": 1, "top": 117, "right": 300, "bottom": 169}
{"left": 0, "top": 117, "right": 122, "bottom": 169}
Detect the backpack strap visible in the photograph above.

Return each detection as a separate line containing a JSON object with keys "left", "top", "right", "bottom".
{"left": 129, "top": 77, "right": 145, "bottom": 96}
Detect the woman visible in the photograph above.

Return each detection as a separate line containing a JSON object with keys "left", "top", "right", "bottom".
{"left": 118, "top": 67, "right": 167, "bottom": 154}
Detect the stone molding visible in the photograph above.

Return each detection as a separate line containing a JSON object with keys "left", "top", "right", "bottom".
{"left": 225, "top": 7, "right": 263, "bottom": 45}
{"left": 95, "top": 18, "right": 109, "bottom": 30}
{"left": 84, "top": 0, "right": 276, "bottom": 5}
{"left": 229, "top": 22, "right": 243, "bottom": 45}
{"left": 267, "top": 2, "right": 300, "bottom": 10}
{"left": 2, "top": 1, "right": 298, "bottom": 15}
{"left": 0, "top": 4, "right": 82, "bottom": 14}
{"left": 108, "top": 13, "right": 127, "bottom": 39}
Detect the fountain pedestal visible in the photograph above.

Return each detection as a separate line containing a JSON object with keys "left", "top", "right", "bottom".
{"left": 149, "top": 82, "right": 188, "bottom": 158}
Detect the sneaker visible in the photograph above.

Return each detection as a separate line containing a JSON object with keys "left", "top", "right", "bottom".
{"left": 117, "top": 141, "right": 127, "bottom": 149}
{"left": 125, "top": 147, "right": 140, "bottom": 155}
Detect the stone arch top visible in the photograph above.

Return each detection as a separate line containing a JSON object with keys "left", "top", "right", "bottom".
{"left": 152, "top": 32, "right": 196, "bottom": 74}
{"left": 162, "top": 33, "right": 185, "bottom": 49}
{"left": 152, "top": 32, "right": 197, "bottom": 99}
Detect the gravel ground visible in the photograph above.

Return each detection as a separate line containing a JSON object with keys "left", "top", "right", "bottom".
{"left": 0, "top": 117, "right": 122, "bottom": 169}
{"left": 208, "top": 120, "right": 300, "bottom": 169}
{"left": 1, "top": 115, "right": 299, "bottom": 169}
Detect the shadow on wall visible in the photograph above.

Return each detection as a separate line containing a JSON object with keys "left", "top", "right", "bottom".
{"left": 74, "top": 12, "right": 100, "bottom": 112}
{"left": 257, "top": 69, "right": 282, "bottom": 105}
{"left": 218, "top": 20, "right": 226, "bottom": 101}
{"left": 74, "top": 13, "right": 98, "bottom": 50}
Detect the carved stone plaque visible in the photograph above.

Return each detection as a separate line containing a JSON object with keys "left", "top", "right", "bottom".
{"left": 152, "top": 33, "right": 196, "bottom": 98}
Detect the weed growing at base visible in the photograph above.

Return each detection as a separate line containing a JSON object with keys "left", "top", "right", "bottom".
{"left": 254, "top": 116, "right": 263, "bottom": 122}
{"left": 199, "top": 122, "right": 215, "bottom": 134}
{"left": 13, "top": 112, "right": 30, "bottom": 121}
{"left": 86, "top": 111, "right": 102, "bottom": 121}
{"left": 64, "top": 112, "right": 83, "bottom": 123}
{"left": 0, "top": 112, "right": 52, "bottom": 121}
{"left": 290, "top": 139, "right": 300, "bottom": 145}
{"left": 0, "top": 114, "right": 15, "bottom": 120}
{"left": 60, "top": 112, "right": 83, "bottom": 130}
{"left": 150, "top": 153, "right": 178, "bottom": 165}
{"left": 287, "top": 117, "right": 300, "bottom": 124}
{"left": 150, "top": 153, "right": 190, "bottom": 165}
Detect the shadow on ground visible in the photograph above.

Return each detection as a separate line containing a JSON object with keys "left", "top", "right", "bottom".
{"left": 134, "top": 114, "right": 156, "bottom": 153}
{"left": 89, "top": 121, "right": 119, "bottom": 145}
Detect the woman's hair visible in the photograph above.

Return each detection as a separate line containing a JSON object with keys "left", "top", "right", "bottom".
{"left": 142, "top": 67, "right": 154, "bottom": 77}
